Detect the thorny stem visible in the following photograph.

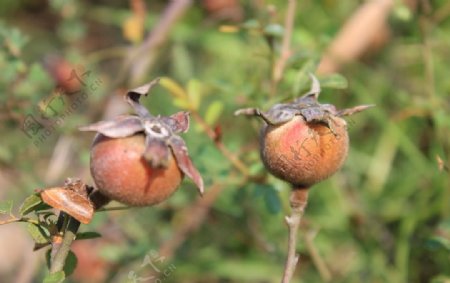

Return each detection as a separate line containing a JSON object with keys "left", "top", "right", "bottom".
{"left": 50, "top": 216, "right": 80, "bottom": 274}
{"left": 281, "top": 187, "right": 309, "bottom": 283}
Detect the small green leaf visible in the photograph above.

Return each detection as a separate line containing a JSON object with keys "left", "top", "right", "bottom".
{"left": 252, "top": 184, "right": 281, "bottom": 214}
{"left": 205, "top": 100, "right": 224, "bottom": 125}
{"left": 76, "top": 231, "right": 102, "bottom": 240}
{"left": 264, "top": 186, "right": 281, "bottom": 214}
{"left": 63, "top": 251, "right": 78, "bottom": 277}
{"left": 431, "top": 275, "right": 450, "bottom": 283}
{"left": 187, "top": 79, "right": 202, "bottom": 110}
{"left": 264, "top": 24, "right": 284, "bottom": 37}
{"left": 173, "top": 97, "right": 191, "bottom": 110}
{"left": 44, "top": 245, "right": 77, "bottom": 276}
{"left": 45, "top": 249, "right": 51, "bottom": 269}
{"left": 426, "top": 236, "right": 450, "bottom": 251}
{"left": 320, "top": 73, "right": 348, "bottom": 89}
{"left": 293, "top": 59, "right": 319, "bottom": 95}
{"left": 242, "top": 19, "right": 260, "bottom": 30}
{"left": 27, "top": 223, "right": 50, "bottom": 245}
{"left": 19, "top": 194, "right": 43, "bottom": 215}
{"left": 43, "top": 271, "right": 65, "bottom": 283}
{"left": 0, "top": 200, "right": 13, "bottom": 215}
{"left": 159, "top": 77, "right": 187, "bottom": 99}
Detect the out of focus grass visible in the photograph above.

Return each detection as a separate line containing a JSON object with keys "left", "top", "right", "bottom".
{"left": 0, "top": 0, "right": 449, "bottom": 282}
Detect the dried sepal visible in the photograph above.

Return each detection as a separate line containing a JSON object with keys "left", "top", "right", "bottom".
{"left": 126, "top": 78, "right": 160, "bottom": 118}
{"left": 79, "top": 115, "right": 143, "bottom": 138}
{"left": 37, "top": 178, "right": 94, "bottom": 224}
{"left": 336, "top": 104, "right": 375, "bottom": 117}
{"left": 235, "top": 73, "right": 373, "bottom": 130}
{"left": 161, "top": 111, "right": 190, "bottom": 133}
{"left": 144, "top": 136, "right": 170, "bottom": 168}
{"left": 169, "top": 135, "right": 204, "bottom": 195}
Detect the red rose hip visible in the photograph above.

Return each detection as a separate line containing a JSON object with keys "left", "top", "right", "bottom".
{"left": 236, "top": 74, "right": 372, "bottom": 186}
{"left": 261, "top": 116, "right": 349, "bottom": 186}
{"left": 90, "top": 133, "right": 183, "bottom": 206}
{"left": 80, "top": 79, "right": 203, "bottom": 206}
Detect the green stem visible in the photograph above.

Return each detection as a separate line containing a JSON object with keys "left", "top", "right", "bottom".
{"left": 49, "top": 216, "right": 80, "bottom": 274}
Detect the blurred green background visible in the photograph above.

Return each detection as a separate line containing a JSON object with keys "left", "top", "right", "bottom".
{"left": 0, "top": 0, "right": 449, "bottom": 282}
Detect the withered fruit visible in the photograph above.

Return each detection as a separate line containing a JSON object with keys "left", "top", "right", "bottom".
{"left": 80, "top": 79, "right": 203, "bottom": 206}
{"left": 236, "top": 74, "right": 372, "bottom": 187}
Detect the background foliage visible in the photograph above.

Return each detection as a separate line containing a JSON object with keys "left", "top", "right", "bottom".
{"left": 0, "top": 0, "right": 449, "bottom": 282}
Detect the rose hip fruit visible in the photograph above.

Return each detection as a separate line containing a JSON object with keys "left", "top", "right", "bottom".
{"left": 261, "top": 115, "right": 349, "bottom": 187}
{"left": 236, "top": 74, "right": 372, "bottom": 187}
{"left": 80, "top": 79, "right": 203, "bottom": 206}
{"left": 90, "top": 133, "right": 183, "bottom": 206}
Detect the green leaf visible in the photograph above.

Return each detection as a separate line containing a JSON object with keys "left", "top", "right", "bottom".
{"left": 0, "top": 200, "right": 13, "bottom": 215}
{"left": 426, "top": 236, "right": 450, "bottom": 251}
{"left": 173, "top": 97, "right": 191, "bottom": 110}
{"left": 242, "top": 19, "right": 260, "bottom": 30}
{"left": 27, "top": 223, "right": 50, "bottom": 245}
{"left": 205, "top": 100, "right": 224, "bottom": 125}
{"left": 252, "top": 184, "right": 281, "bottom": 214}
{"left": 264, "top": 186, "right": 281, "bottom": 214}
{"left": 45, "top": 249, "right": 51, "bottom": 269}
{"left": 431, "top": 275, "right": 450, "bottom": 283}
{"left": 44, "top": 248, "right": 77, "bottom": 276}
{"left": 43, "top": 271, "right": 65, "bottom": 283}
{"left": 264, "top": 24, "right": 284, "bottom": 37}
{"left": 320, "top": 73, "right": 348, "bottom": 89}
{"left": 63, "top": 250, "right": 78, "bottom": 277}
{"left": 19, "top": 194, "right": 43, "bottom": 215}
{"left": 159, "top": 77, "right": 187, "bottom": 99}
{"left": 76, "top": 231, "right": 102, "bottom": 240}
{"left": 187, "top": 79, "right": 202, "bottom": 110}
{"left": 292, "top": 59, "right": 319, "bottom": 95}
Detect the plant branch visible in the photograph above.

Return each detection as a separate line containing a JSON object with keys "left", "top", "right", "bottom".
{"left": 281, "top": 187, "right": 309, "bottom": 283}
{"left": 0, "top": 216, "right": 39, "bottom": 225}
{"left": 49, "top": 216, "right": 80, "bottom": 274}
{"left": 128, "top": 0, "right": 193, "bottom": 86}
{"left": 191, "top": 111, "right": 251, "bottom": 177}
{"left": 159, "top": 183, "right": 224, "bottom": 258}
{"left": 272, "top": 0, "right": 297, "bottom": 91}
{"left": 305, "top": 229, "right": 332, "bottom": 282}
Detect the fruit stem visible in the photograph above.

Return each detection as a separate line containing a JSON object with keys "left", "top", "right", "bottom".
{"left": 49, "top": 215, "right": 80, "bottom": 274}
{"left": 281, "top": 187, "right": 309, "bottom": 283}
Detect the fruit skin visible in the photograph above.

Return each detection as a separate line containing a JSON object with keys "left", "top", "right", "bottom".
{"left": 260, "top": 116, "right": 349, "bottom": 187}
{"left": 90, "top": 133, "right": 183, "bottom": 206}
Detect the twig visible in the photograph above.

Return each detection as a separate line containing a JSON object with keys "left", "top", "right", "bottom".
{"left": 317, "top": 0, "right": 394, "bottom": 75}
{"left": 128, "top": 0, "right": 193, "bottom": 85}
{"left": 49, "top": 216, "right": 80, "bottom": 274}
{"left": 304, "top": 229, "right": 332, "bottom": 282}
{"left": 191, "top": 111, "right": 251, "bottom": 177}
{"left": 281, "top": 187, "right": 309, "bottom": 283}
{"left": 272, "top": 0, "right": 297, "bottom": 92}
{"left": 159, "top": 183, "right": 224, "bottom": 258}
{"left": 0, "top": 216, "right": 39, "bottom": 225}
